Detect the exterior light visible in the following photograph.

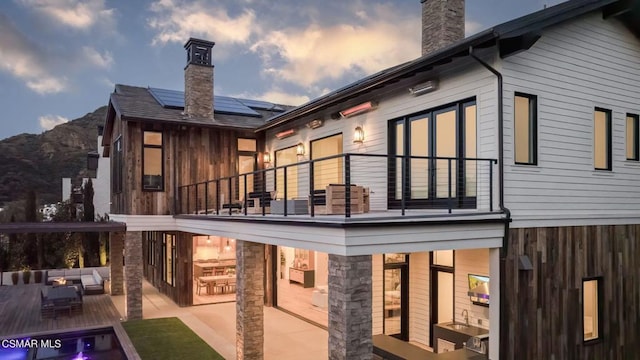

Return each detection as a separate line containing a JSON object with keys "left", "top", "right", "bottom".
{"left": 353, "top": 126, "right": 365, "bottom": 144}
{"left": 275, "top": 129, "right": 295, "bottom": 139}
{"left": 263, "top": 152, "right": 271, "bottom": 165}
{"left": 224, "top": 239, "right": 231, "bottom": 252}
{"left": 306, "top": 119, "right": 324, "bottom": 129}
{"left": 296, "top": 142, "right": 305, "bottom": 156}
{"left": 339, "top": 101, "right": 377, "bottom": 118}
{"left": 409, "top": 80, "right": 438, "bottom": 96}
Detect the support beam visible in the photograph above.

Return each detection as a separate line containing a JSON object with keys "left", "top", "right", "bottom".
{"left": 236, "top": 240, "right": 264, "bottom": 360}
{"left": 109, "top": 231, "right": 124, "bottom": 296}
{"left": 124, "top": 231, "right": 143, "bottom": 320}
{"left": 328, "top": 254, "right": 372, "bottom": 360}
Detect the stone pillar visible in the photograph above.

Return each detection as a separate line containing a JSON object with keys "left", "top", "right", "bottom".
{"left": 236, "top": 240, "right": 264, "bottom": 360}
{"left": 328, "top": 254, "right": 372, "bottom": 360}
{"left": 125, "top": 231, "right": 143, "bottom": 320}
{"left": 109, "top": 231, "right": 124, "bottom": 296}
{"left": 421, "top": 0, "right": 465, "bottom": 56}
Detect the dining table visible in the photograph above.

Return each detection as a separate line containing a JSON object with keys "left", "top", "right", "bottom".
{"left": 199, "top": 274, "right": 236, "bottom": 294}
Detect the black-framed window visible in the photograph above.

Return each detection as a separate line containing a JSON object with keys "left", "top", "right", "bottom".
{"left": 146, "top": 232, "right": 157, "bottom": 266}
{"left": 388, "top": 98, "right": 476, "bottom": 209}
{"left": 626, "top": 114, "right": 639, "bottom": 161}
{"left": 310, "top": 133, "right": 343, "bottom": 190}
{"left": 143, "top": 131, "right": 164, "bottom": 191}
{"left": 594, "top": 108, "right": 612, "bottom": 171}
{"left": 583, "top": 277, "right": 602, "bottom": 343}
{"left": 162, "top": 233, "right": 176, "bottom": 286}
{"left": 238, "top": 138, "right": 257, "bottom": 200}
{"left": 514, "top": 93, "right": 537, "bottom": 165}
{"left": 274, "top": 145, "right": 299, "bottom": 199}
{"left": 112, "top": 136, "right": 123, "bottom": 194}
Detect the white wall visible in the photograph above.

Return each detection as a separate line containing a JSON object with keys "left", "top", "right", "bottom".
{"left": 454, "top": 248, "right": 490, "bottom": 329}
{"left": 94, "top": 134, "right": 111, "bottom": 216}
{"left": 409, "top": 252, "right": 430, "bottom": 346}
{"left": 372, "top": 254, "right": 383, "bottom": 335}
{"left": 502, "top": 12, "right": 640, "bottom": 226}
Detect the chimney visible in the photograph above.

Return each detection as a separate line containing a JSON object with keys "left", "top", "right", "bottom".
{"left": 184, "top": 38, "right": 215, "bottom": 120}
{"left": 421, "top": 0, "right": 465, "bottom": 56}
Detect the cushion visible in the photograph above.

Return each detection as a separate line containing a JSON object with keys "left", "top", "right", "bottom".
{"left": 81, "top": 268, "right": 95, "bottom": 276}
{"left": 93, "top": 269, "right": 103, "bottom": 284}
{"left": 65, "top": 269, "right": 81, "bottom": 277}
{"left": 48, "top": 270, "right": 65, "bottom": 278}
{"left": 81, "top": 275, "right": 96, "bottom": 285}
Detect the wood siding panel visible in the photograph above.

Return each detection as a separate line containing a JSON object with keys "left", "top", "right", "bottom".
{"left": 502, "top": 12, "right": 640, "bottom": 222}
{"left": 502, "top": 225, "right": 640, "bottom": 360}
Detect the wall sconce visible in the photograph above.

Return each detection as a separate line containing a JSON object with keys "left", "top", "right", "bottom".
{"left": 263, "top": 152, "right": 271, "bottom": 165}
{"left": 206, "top": 235, "right": 211, "bottom": 244}
{"left": 353, "top": 126, "right": 365, "bottom": 144}
{"left": 409, "top": 80, "right": 438, "bottom": 96}
{"left": 224, "top": 239, "right": 231, "bottom": 252}
{"left": 296, "top": 142, "right": 305, "bottom": 156}
{"left": 306, "top": 119, "right": 324, "bottom": 129}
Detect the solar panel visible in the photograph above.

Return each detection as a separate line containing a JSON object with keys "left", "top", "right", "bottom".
{"left": 148, "top": 87, "right": 263, "bottom": 117}
{"left": 237, "top": 98, "right": 285, "bottom": 112}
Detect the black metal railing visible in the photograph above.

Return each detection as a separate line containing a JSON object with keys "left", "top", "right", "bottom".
{"left": 177, "top": 154, "right": 498, "bottom": 218}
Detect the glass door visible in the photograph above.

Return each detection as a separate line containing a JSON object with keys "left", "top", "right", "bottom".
{"left": 384, "top": 254, "right": 409, "bottom": 340}
{"left": 430, "top": 250, "right": 454, "bottom": 347}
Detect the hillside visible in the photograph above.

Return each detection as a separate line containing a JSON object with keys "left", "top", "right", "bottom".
{"left": 0, "top": 106, "right": 107, "bottom": 205}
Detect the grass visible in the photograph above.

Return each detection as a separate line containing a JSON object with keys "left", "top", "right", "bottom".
{"left": 122, "top": 317, "right": 225, "bottom": 360}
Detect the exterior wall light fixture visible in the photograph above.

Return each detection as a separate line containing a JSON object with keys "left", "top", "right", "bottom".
{"left": 296, "top": 142, "right": 305, "bottom": 156}
{"left": 353, "top": 126, "right": 365, "bottom": 144}
{"left": 409, "top": 80, "right": 438, "bottom": 96}
{"left": 263, "top": 152, "right": 271, "bottom": 165}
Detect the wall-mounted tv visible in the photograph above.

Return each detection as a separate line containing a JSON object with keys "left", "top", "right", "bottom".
{"left": 468, "top": 274, "right": 490, "bottom": 307}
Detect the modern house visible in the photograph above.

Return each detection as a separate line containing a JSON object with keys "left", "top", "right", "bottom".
{"left": 102, "top": 0, "right": 640, "bottom": 359}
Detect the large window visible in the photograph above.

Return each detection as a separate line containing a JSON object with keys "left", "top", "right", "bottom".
{"left": 514, "top": 93, "right": 537, "bottom": 165}
{"left": 146, "top": 232, "right": 157, "bottom": 266}
{"left": 594, "top": 109, "right": 612, "bottom": 171}
{"left": 143, "top": 131, "right": 164, "bottom": 190}
{"left": 627, "top": 114, "right": 639, "bottom": 161}
{"left": 389, "top": 99, "right": 476, "bottom": 208}
{"left": 162, "top": 233, "right": 176, "bottom": 286}
{"left": 583, "top": 278, "right": 601, "bottom": 342}
{"left": 275, "top": 146, "right": 299, "bottom": 199}
{"left": 238, "top": 138, "right": 257, "bottom": 200}
{"left": 112, "top": 136, "right": 123, "bottom": 193}
{"left": 311, "top": 134, "right": 343, "bottom": 190}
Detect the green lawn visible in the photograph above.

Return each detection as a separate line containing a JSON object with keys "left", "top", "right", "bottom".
{"left": 122, "top": 317, "right": 225, "bottom": 360}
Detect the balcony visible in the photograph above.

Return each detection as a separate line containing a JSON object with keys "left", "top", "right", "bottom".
{"left": 176, "top": 154, "right": 498, "bottom": 221}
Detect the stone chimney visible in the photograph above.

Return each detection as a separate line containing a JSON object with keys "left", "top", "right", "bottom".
{"left": 421, "top": 0, "right": 465, "bottom": 56}
{"left": 184, "top": 38, "right": 215, "bottom": 120}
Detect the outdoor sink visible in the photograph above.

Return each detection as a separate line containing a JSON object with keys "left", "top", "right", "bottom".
{"left": 448, "top": 323, "right": 470, "bottom": 330}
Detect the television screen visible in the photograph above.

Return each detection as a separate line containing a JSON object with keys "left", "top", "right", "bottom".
{"left": 468, "top": 274, "right": 490, "bottom": 306}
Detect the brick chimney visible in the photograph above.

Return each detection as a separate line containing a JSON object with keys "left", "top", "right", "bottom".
{"left": 421, "top": 0, "right": 465, "bottom": 56}
{"left": 184, "top": 38, "right": 215, "bottom": 120}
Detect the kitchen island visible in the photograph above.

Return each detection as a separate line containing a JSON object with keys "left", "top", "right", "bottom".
{"left": 373, "top": 334, "right": 487, "bottom": 360}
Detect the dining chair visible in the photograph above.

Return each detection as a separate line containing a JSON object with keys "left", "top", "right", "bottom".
{"left": 196, "top": 279, "right": 209, "bottom": 295}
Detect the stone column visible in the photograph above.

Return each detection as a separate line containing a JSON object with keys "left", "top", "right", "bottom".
{"left": 236, "top": 240, "right": 264, "bottom": 360}
{"left": 125, "top": 231, "right": 143, "bottom": 320}
{"left": 328, "top": 254, "right": 372, "bottom": 360}
{"left": 109, "top": 231, "right": 124, "bottom": 296}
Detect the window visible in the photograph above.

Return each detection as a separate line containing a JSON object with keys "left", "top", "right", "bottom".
{"left": 237, "top": 138, "right": 257, "bottom": 199}
{"left": 162, "top": 233, "right": 176, "bottom": 286}
{"left": 627, "top": 114, "right": 639, "bottom": 161}
{"left": 275, "top": 146, "right": 299, "bottom": 199}
{"left": 112, "top": 136, "right": 123, "bottom": 193}
{"left": 583, "top": 278, "right": 601, "bottom": 342}
{"left": 146, "top": 232, "right": 156, "bottom": 266}
{"left": 310, "top": 134, "right": 343, "bottom": 190}
{"left": 143, "top": 131, "right": 163, "bottom": 190}
{"left": 594, "top": 108, "right": 612, "bottom": 170}
{"left": 514, "top": 93, "right": 537, "bottom": 165}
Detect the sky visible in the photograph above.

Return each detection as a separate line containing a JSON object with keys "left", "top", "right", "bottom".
{"left": 0, "top": 0, "right": 565, "bottom": 140}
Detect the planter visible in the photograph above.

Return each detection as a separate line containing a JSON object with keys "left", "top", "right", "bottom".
{"left": 34, "top": 270, "right": 43, "bottom": 284}
{"left": 11, "top": 272, "right": 18, "bottom": 285}
{"left": 22, "top": 270, "right": 31, "bottom": 284}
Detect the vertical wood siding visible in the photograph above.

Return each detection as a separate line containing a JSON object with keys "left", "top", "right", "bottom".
{"left": 502, "top": 225, "right": 640, "bottom": 360}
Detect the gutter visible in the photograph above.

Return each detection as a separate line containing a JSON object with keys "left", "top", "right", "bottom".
{"left": 469, "top": 46, "right": 511, "bottom": 360}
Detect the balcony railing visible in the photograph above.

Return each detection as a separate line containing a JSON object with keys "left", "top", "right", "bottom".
{"left": 177, "top": 154, "right": 498, "bottom": 218}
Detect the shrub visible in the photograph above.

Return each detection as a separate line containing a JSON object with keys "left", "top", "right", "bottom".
{"left": 22, "top": 270, "right": 31, "bottom": 284}
{"left": 34, "top": 270, "right": 43, "bottom": 284}
{"left": 11, "top": 272, "right": 19, "bottom": 285}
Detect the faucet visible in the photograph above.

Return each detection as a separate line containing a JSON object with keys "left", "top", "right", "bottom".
{"left": 461, "top": 309, "right": 469, "bottom": 326}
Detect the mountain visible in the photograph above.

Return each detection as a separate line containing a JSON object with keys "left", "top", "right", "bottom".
{"left": 0, "top": 106, "right": 107, "bottom": 206}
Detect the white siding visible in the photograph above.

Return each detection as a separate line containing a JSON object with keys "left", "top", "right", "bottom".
{"left": 502, "top": 12, "right": 640, "bottom": 226}
{"left": 372, "top": 254, "right": 384, "bottom": 335}
{"left": 454, "top": 249, "right": 490, "bottom": 329}
{"left": 409, "top": 252, "right": 430, "bottom": 346}
{"left": 265, "top": 56, "right": 499, "bottom": 212}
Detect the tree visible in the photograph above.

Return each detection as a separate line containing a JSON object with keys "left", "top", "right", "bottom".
{"left": 82, "top": 179, "right": 99, "bottom": 267}
{"left": 24, "top": 190, "right": 39, "bottom": 268}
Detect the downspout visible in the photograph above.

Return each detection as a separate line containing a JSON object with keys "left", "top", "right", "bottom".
{"left": 469, "top": 46, "right": 511, "bottom": 360}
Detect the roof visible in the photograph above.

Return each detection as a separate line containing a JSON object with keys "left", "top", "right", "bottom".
{"left": 259, "top": 0, "right": 639, "bottom": 131}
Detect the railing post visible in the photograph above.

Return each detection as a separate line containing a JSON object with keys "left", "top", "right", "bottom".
{"left": 187, "top": 186, "right": 190, "bottom": 215}
{"left": 262, "top": 171, "right": 267, "bottom": 216}
{"left": 195, "top": 184, "right": 199, "bottom": 214}
{"left": 401, "top": 155, "right": 406, "bottom": 216}
{"left": 227, "top": 179, "right": 232, "bottom": 216}
{"left": 215, "top": 180, "right": 220, "bottom": 215}
{"left": 204, "top": 181, "right": 209, "bottom": 215}
{"left": 243, "top": 175, "right": 248, "bottom": 216}
{"left": 448, "top": 158, "right": 453, "bottom": 214}
{"left": 345, "top": 154, "right": 351, "bottom": 218}
{"left": 309, "top": 160, "right": 315, "bottom": 218}
{"left": 283, "top": 167, "right": 288, "bottom": 216}
{"left": 489, "top": 160, "right": 494, "bottom": 212}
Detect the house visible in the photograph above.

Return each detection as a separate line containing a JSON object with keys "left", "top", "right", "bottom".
{"left": 102, "top": 0, "right": 640, "bottom": 359}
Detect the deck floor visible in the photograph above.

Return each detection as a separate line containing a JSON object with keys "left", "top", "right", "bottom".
{"left": 0, "top": 284, "right": 122, "bottom": 338}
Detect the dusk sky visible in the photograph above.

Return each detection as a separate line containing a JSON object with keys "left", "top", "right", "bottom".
{"left": 0, "top": 0, "right": 564, "bottom": 140}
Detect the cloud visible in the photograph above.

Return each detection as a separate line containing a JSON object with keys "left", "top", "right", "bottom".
{"left": 0, "top": 14, "right": 68, "bottom": 94}
{"left": 39, "top": 115, "right": 69, "bottom": 131}
{"left": 465, "top": 19, "right": 484, "bottom": 36}
{"left": 250, "top": 4, "right": 420, "bottom": 87}
{"left": 148, "top": 0, "right": 255, "bottom": 52}
{"left": 17, "top": 0, "right": 115, "bottom": 30}
{"left": 83, "top": 47, "right": 114, "bottom": 69}
{"left": 231, "top": 88, "right": 309, "bottom": 107}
